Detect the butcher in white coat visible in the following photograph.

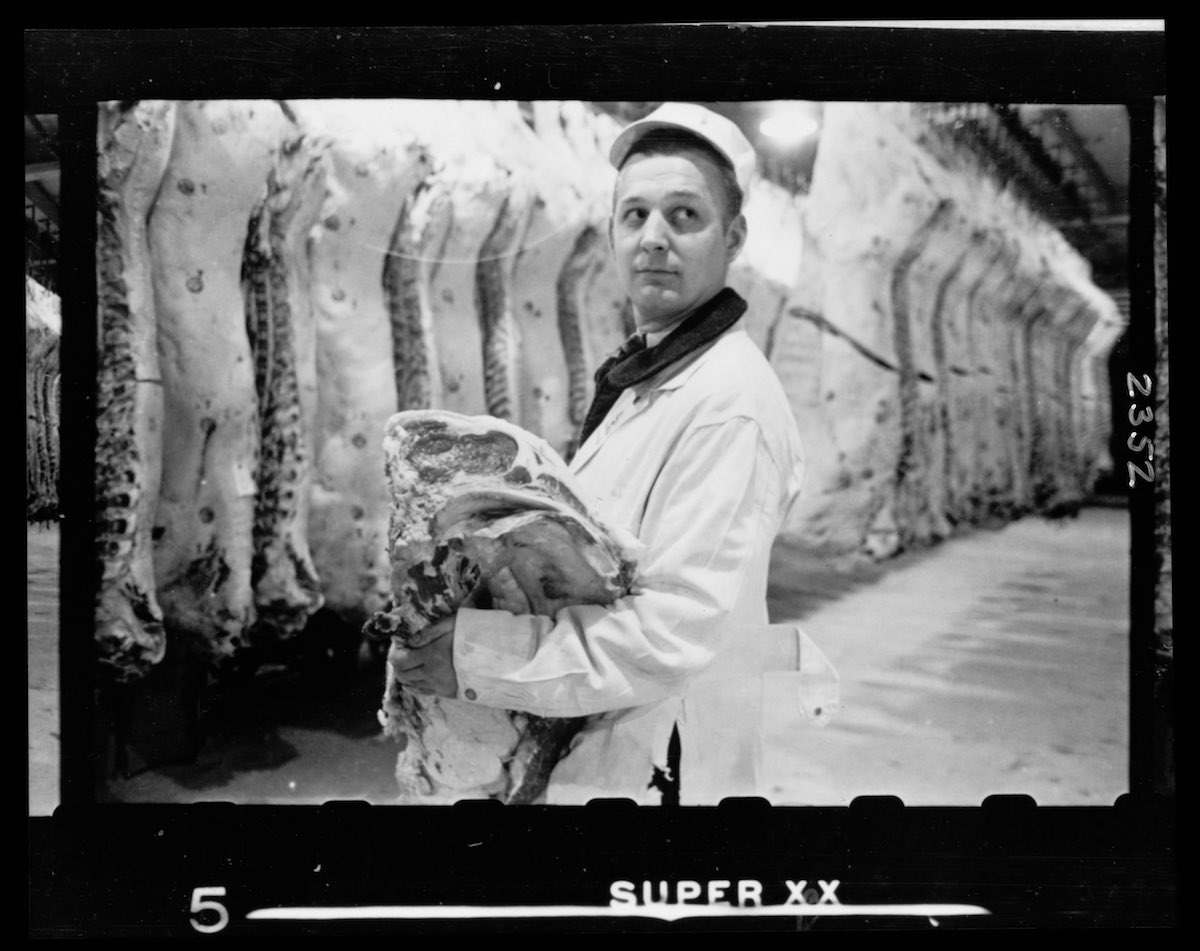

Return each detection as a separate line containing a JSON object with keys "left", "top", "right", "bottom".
{"left": 391, "top": 102, "right": 833, "bottom": 804}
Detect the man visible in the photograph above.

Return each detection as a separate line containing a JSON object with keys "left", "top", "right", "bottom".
{"left": 391, "top": 102, "right": 809, "bottom": 804}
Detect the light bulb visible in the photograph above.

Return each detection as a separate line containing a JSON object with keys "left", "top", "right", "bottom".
{"left": 759, "top": 111, "right": 820, "bottom": 144}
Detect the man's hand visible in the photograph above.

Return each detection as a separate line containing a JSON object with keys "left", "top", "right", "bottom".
{"left": 389, "top": 615, "right": 458, "bottom": 698}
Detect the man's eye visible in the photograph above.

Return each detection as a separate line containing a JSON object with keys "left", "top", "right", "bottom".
{"left": 672, "top": 208, "right": 698, "bottom": 223}
{"left": 624, "top": 208, "right": 647, "bottom": 223}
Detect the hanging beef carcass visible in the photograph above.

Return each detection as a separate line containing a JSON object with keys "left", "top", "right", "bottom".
{"left": 241, "top": 132, "right": 329, "bottom": 650}
{"left": 149, "top": 100, "right": 293, "bottom": 669}
{"left": 27, "top": 277, "right": 62, "bottom": 524}
{"left": 95, "top": 101, "right": 176, "bottom": 681}
{"left": 292, "top": 100, "right": 433, "bottom": 632}
{"left": 365, "top": 409, "right": 640, "bottom": 804}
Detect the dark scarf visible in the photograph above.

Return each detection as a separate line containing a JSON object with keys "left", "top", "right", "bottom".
{"left": 578, "top": 287, "right": 748, "bottom": 445}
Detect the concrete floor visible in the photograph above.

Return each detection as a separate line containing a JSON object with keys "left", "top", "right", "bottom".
{"left": 27, "top": 505, "right": 1130, "bottom": 812}
{"left": 761, "top": 505, "right": 1129, "bottom": 804}
{"left": 27, "top": 523, "right": 60, "bottom": 816}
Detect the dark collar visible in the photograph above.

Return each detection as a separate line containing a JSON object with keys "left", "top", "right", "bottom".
{"left": 607, "top": 287, "right": 748, "bottom": 390}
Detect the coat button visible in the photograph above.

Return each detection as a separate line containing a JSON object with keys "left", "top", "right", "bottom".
{"left": 465, "top": 689, "right": 477, "bottom": 701}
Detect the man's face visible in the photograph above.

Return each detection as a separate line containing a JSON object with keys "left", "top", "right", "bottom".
{"left": 610, "top": 148, "right": 747, "bottom": 334}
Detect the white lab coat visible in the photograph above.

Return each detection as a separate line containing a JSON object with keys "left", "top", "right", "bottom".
{"left": 454, "top": 317, "right": 822, "bottom": 804}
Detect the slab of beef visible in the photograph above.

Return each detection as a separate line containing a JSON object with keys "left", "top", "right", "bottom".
{"left": 366, "top": 409, "right": 639, "bottom": 804}
{"left": 95, "top": 100, "right": 175, "bottom": 680}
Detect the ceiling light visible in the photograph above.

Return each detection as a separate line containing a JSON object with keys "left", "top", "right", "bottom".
{"left": 759, "top": 110, "right": 820, "bottom": 144}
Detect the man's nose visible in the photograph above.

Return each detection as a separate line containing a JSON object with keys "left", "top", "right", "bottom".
{"left": 639, "top": 211, "right": 669, "bottom": 251}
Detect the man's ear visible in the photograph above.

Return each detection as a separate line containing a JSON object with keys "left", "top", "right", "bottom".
{"left": 725, "top": 213, "right": 748, "bottom": 263}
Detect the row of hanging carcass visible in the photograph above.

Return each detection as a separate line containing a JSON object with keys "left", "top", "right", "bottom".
{"left": 93, "top": 99, "right": 1124, "bottom": 682}
{"left": 26, "top": 276, "right": 61, "bottom": 523}
{"left": 96, "top": 98, "right": 639, "bottom": 681}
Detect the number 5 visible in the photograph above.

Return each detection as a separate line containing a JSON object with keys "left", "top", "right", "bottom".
{"left": 190, "top": 886, "right": 229, "bottom": 934}
{"left": 1127, "top": 431, "right": 1151, "bottom": 454}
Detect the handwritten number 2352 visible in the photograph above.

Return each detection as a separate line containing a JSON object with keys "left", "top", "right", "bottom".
{"left": 1126, "top": 373, "right": 1154, "bottom": 486}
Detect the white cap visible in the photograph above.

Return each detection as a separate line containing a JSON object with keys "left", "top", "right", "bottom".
{"left": 609, "top": 102, "right": 757, "bottom": 200}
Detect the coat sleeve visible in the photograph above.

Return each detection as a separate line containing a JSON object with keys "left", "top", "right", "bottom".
{"left": 452, "top": 415, "right": 787, "bottom": 717}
